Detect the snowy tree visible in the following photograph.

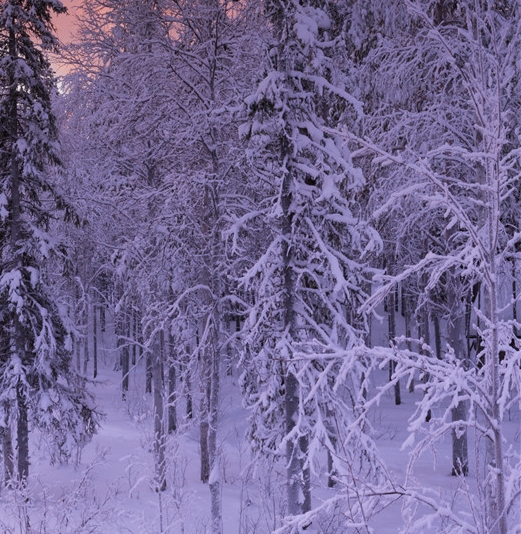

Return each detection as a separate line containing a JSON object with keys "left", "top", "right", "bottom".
{"left": 151, "top": 2, "right": 264, "bottom": 531}
{"left": 239, "top": 0, "right": 382, "bottom": 525}
{"left": 63, "top": 1, "right": 262, "bottom": 530}
{"left": 62, "top": 0, "right": 182, "bottom": 496}
{"left": 0, "top": 0, "right": 99, "bottom": 484}
{"left": 344, "top": 1, "right": 521, "bottom": 532}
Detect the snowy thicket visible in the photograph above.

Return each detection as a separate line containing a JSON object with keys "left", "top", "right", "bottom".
{"left": 0, "top": 1, "right": 519, "bottom": 533}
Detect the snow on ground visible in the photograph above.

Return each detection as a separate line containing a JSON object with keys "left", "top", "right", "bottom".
{"left": 0, "top": 321, "right": 519, "bottom": 533}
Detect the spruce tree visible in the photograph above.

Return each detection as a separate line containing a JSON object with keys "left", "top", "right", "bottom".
{"left": 0, "top": 0, "right": 98, "bottom": 484}
{"left": 240, "top": 0, "right": 380, "bottom": 521}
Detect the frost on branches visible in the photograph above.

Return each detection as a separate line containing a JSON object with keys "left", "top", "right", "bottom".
{"left": 0, "top": 0, "right": 99, "bottom": 484}
{"left": 347, "top": 1, "right": 521, "bottom": 532}
{"left": 238, "top": 0, "right": 384, "bottom": 527}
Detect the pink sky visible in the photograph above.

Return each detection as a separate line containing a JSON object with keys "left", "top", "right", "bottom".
{"left": 54, "top": 0, "right": 82, "bottom": 44}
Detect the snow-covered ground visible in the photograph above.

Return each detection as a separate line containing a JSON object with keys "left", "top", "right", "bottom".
{"left": 0, "top": 322, "right": 519, "bottom": 533}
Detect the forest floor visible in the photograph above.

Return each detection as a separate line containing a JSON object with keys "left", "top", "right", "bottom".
{"left": 0, "top": 322, "right": 519, "bottom": 533}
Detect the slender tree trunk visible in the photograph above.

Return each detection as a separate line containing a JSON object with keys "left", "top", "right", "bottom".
{"left": 185, "top": 353, "right": 193, "bottom": 420}
{"left": 132, "top": 308, "right": 137, "bottom": 366}
{"left": 418, "top": 304, "right": 432, "bottom": 422}
{"left": 93, "top": 303, "right": 98, "bottom": 379}
{"left": 100, "top": 305, "right": 106, "bottom": 333}
{"left": 2, "top": 412, "right": 14, "bottom": 488}
{"left": 83, "top": 301, "right": 90, "bottom": 376}
{"left": 153, "top": 331, "right": 166, "bottom": 491}
{"left": 325, "top": 404, "right": 337, "bottom": 488}
{"left": 167, "top": 336, "right": 177, "bottom": 434}
{"left": 146, "top": 352, "right": 152, "bottom": 394}
{"left": 300, "top": 434, "right": 311, "bottom": 513}
{"left": 433, "top": 313, "right": 442, "bottom": 360}
{"left": 208, "top": 329, "right": 222, "bottom": 534}
{"left": 121, "top": 344, "right": 130, "bottom": 400}
{"left": 447, "top": 282, "right": 469, "bottom": 477}
{"left": 74, "top": 286, "right": 81, "bottom": 371}
{"left": 281, "top": 168, "right": 307, "bottom": 516}
{"left": 116, "top": 313, "right": 129, "bottom": 399}
{"left": 9, "top": 28, "right": 29, "bottom": 484}
{"left": 16, "top": 383, "right": 29, "bottom": 484}
{"left": 76, "top": 338, "right": 81, "bottom": 372}
{"left": 200, "top": 348, "right": 211, "bottom": 483}
{"left": 512, "top": 259, "right": 518, "bottom": 337}
{"left": 403, "top": 291, "right": 414, "bottom": 392}
{"left": 388, "top": 290, "right": 401, "bottom": 405}
{"left": 484, "top": 191, "right": 507, "bottom": 534}
{"left": 285, "top": 371, "right": 301, "bottom": 516}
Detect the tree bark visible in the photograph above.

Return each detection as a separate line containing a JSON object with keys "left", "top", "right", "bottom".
{"left": 281, "top": 166, "right": 308, "bottom": 515}
{"left": 16, "top": 384, "right": 29, "bottom": 484}
{"left": 93, "top": 303, "right": 98, "bottom": 379}
{"left": 83, "top": 300, "right": 90, "bottom": 376}
{"left": 153, "top": 331, "right": 166, "bottom": 491}
{"left": 208, "top": 333, "right": 222, "bottom": 534}
{"left": 121, "top": 344, "right": 130, "bottom": 400}
{"left": 200, "top": 348, "right": 211, "bottom": 483}
{"left": 388, "top": 290, "right": 401, "bottom": 405}
{"left": 285, "top": 371, "right": 301, "bottom": 516}
{"left": 167, "top": 340, "right": 177, "bottom": 433}
{"left": 2, "top": 415, "right": 14, "bottom": 488}
{"left": 132, "top": 308, "right": 138, "bottom": 366}
{"left": 403, "top": 291, "right": 414, "bottom": 393}
{"left": 146, "top": 352, "right": 152, "bottom": 394}
{"left": 447, "top": 282, "right": 469, "bottom": 477}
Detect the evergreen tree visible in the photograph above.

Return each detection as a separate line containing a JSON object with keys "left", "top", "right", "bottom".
{"left": 240, "top": 0, "right": 381, "bottom": 523}
{"left": 0, "top": 0, "right": 98, "bottom": 484}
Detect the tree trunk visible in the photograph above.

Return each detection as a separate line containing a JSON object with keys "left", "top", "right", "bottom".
{"left": 2, "top": 413, "right": 14, "bottom": 488}
{"left": 100, "top": 305, "right": 106, "bottom": 333}
{"left": 403, "top": 291, "right": 414, "bottom": 393}
{"left": 285, "top": 371, "right": 301, "bottom": 516}
{"left": 388, "top": 290, "right": 401, "bottom": 405}
{"left": 146, "top": 352, "right": 152, "bottom": 394}
{"left": 483, "top": 226, "right": 507, "bottom": 534}
{"left": 132, "top": 308, "right": 138, "bottom": 366}
{"left": 208, "top": 331, "right": 222, "bottom": 534}
{"left": 167, "top": 344, "right": 177, "bottom": 434}
{"left": 153, "top": 331, "right": 166, "bottom": 491}
{"left": 185, "top": 354, "right": 193, "bottom": 420}
{"left": 418, "top": 304, "right": 432, "bottom": 422}
{"left": 200, "top": 349, "right": 211, "bottom": 483}
{"left": 280, "top": 159, "right": 309, "bottom": 515}
{"left": 447, "top": 285, "right": 469, "bottom": 477}
{"left": 121, "top": 344, "right": 130, "bottom": 400}
{"left": 433, "top": 313, "right": 442, "bottom": 360}
{"left": 83, "top": 301, "right": 90, "bottom": 376}
{"left": 76, "top": 339, "right": 81, "bottom": 373}
{"left": 16, "top": 384, "right": 29, "bottom": 484}
{"left": 93, "top": 303, "right": 98, "bottom": 379}
{"left": 512, "top": 259, "right": 518, "bottom": 337}
{"left": 325, "top": 404, "right": 337, "bottom": 488}
{"left": 300, "top": 434, "right": 311, "bottom": 513}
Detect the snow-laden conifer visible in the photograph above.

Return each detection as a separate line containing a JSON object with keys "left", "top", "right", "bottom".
{"left": 0, "top": 0, "right": 99, "bottom": 483}
{"left": 238, "top": 0, "right": 383, "bottom": 525}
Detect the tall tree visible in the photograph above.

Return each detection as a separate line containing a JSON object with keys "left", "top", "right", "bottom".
{"left": 240, "top": 0, "right": 381, "bottom": 523}
{"left": 0, "top": 0, "right": 98, "bottom": 484}
{"left": 351, "top": 1, "right": 521, "bottom": 532}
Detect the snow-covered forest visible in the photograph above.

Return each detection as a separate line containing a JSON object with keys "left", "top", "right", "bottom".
{"left": 0, "top": 0, "right": 520, "bottom": 533}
